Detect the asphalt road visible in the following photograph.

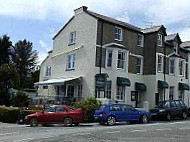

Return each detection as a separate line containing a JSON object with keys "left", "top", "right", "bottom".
{"left": 1, "top": 119, "right": 190, "bottom": 142}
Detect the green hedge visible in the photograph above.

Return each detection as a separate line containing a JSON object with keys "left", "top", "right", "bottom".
{"left": 0, "top": 106, "right": 38, "bottom": 123}
{"left": 74, "top": 97, "right": 101, "bottom": 122}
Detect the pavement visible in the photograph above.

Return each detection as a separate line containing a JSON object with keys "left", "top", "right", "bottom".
{"left": 1, "top": 119, "right": 190, "bottom": 142}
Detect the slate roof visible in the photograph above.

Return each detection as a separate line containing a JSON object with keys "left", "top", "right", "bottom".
{"left": 181, "top": 41, "right": 190, "bottom": 48}
{"left": 86, "top": 10, "right": 141, "bottom": 32}
{"left": 165, "top": 33, "right": 177, "bottom": 41}
{"left": 141, "top": 25, "right": 162, "bottom": 34}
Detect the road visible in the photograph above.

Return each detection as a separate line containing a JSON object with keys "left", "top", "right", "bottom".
{"left": 1, "top": 119, "right": 190, "bottom": 142}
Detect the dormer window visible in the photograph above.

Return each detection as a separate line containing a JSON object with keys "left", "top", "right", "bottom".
{"left": 157, "top": 34, "right": 163, "bottom": 46}
{"left": 115, "top": 27, "right": 122, "bottom": 41}
{"left": 174, "top": 42, "right": 178, "bottom": 54}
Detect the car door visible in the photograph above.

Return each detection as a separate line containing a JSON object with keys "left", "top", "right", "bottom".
{"left": 170, "top": 101, "right": 179, "bottom": 117}
{"left": 54, "top": 106, "right": 68, "bottom": 123}
{"left": 109, "top": 105, "right": 125, "bottom": 121}
{"left": 174, "top": 100, "right": 183, "bottom": 116}
{"left": 122, "top": 105, "right": 139, "bottom": 121}
{"left": 38, "top": 107, "right": 55, "bottom": 123}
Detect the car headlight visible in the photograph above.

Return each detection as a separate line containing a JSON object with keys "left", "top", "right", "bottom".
{"left": 159, "top": 109, "right": 165, "bottom": 112}
{"left": 25, "top": 116, "right": 28, "bottom": 119}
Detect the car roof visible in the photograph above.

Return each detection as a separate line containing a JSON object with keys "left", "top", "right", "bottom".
{"left": 104, "top": 103, "right": 132, "bottom": 106}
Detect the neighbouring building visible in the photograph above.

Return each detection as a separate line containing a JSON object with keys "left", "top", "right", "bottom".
{"left": 34, "top": 6, "right": 190, "bottom": 109}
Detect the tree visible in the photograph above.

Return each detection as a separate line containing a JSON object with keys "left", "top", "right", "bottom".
{"left": 10, "top": 91, "right": 29, "bottom": 107}
{"left": 12, "top": 39, "right": 38, "bottom": 88}
{"left": 0, "top": 35, "right": 12, "bottom": 66}
{"left": 0, "top": 64, "right": 19, "bottom": 106}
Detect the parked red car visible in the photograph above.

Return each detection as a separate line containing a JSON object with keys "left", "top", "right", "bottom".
{"left": 25, "top": 105, "right": 84, "bottom": 127}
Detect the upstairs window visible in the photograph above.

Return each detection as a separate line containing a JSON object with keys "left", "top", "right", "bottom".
{"left": 67, "top": 54, "right": 75, "bottom": 70}
{"left": 179, "top": 59, "right": 184, "bottom": 76}
{"left": 115, "top": 27, "right": 122, "bottom": 41}
{"left": 69, "top": 31, "right": 76, "bottom": 44}
{"left": 136, "top": 57, "right": 142, "bottom": 74}
{"left": 137, "top": 34, "right": 144, "bottom": 47}
{"left": 157, "top": 55, "right": 163, "bottom": 72}
{"left": 106, "top": 50, "right": 113, "bottom": 68}
{"left": 117, "top": 51, "right": 126, "bottom": 69}
{"left": 157, "top": 34, "right": 163, "bottom": 46}
{"left": 45, "top": 66, "right": 51, "bottom": 76}
{"left": 174, "top": 42, "right": 178, "bottom": 54}
{"left": 169, "top": 58, "right": 175, "bottom": 75}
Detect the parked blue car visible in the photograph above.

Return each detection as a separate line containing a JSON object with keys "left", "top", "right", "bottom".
{"left": 94, "top": 104, "right": 151, "bottom": 126}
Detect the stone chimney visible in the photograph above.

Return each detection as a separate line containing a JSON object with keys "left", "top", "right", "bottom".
{"left": 74, "top": 6, "right": 88, "bottom": 15}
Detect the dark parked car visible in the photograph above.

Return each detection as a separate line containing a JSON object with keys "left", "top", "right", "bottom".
{"left": 25, "top": 105, "right": 84, "bottom": 127}
{"left": 94, "top": 104, "right": 151, "bottom": 126}
{"left": 150, "top": 100, "right": 188, "bottom": 120}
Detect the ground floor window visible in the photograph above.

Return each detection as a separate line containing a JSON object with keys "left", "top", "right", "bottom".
{"left": 67, "top": 85, "right": 74, "bottom": 97}
{"left": 105, "top": 81, "right": 111, "bottom": 99}
{"left": 169, "top": 86, "right": 174, "bottom": 100}
{"left": 179, "top": 90, "right": 184, "bottom": 101}
{"left": 116, "top": 86, "right": 125, "bottom": 101}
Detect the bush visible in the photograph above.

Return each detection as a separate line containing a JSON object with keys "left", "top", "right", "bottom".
{"left": 0, "top": 106, "right": 38, "bottom": 123}
{"left": 74, "top": 97, "right": 101, "bottom": 122}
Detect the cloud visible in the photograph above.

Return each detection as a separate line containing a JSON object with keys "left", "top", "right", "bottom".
{"left": 38, "top": 40, "right": 51, "bottom": 64}
{"left": 179, "top": 27, "right": 190, "bottom": 41}
{"left": 116, "top": 11, "right": 130, "bottom": 23}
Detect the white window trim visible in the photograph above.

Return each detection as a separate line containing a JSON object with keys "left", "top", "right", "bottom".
{"left": 179, "top": 59, "right": 185, "bottom": 76}
{"left": 169, "top": 58, "right": 175, "bottom": 75}
{"left": 105, "top": 49, "right": 113, "bottom": 69}
{"left": 44, "top": 66, "right": 51, "bottom": 77}
{"left": 69, "top": 31, "right": 76, "bottom": 44}
{"left": 174, "top": 42, "right": 178, "bottom": 54}
{"left": 116, "top": 86, "right": 125, "bottom": 101}
{"left": 117, "top": 50, "right": 126, "bottom": 70}
{"left": 136, "top": 57, "right": 143, "bottom": 75}
{"left": 67, "top": 54, "right": 75, "bottom": 70}
{"left": 137, "top": 34, "right": 144, "bottom": 47}
{"left": 157, "top": 33, "right": 163, "bottom": 47}
{"left": 169, "top": 86, "right": 175, "bottom": 100}
{"left": 157, "top": 54, "right": 164, "bottom": 73}
{"left": 115, "top": 27, "right": 123, "bottom": 41}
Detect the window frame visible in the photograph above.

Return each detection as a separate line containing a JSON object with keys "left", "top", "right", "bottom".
{"left": 115, "top": 27, "right": 122, "bottom": 41}
{"left": 136, "top": 57, "right": 142, "bottom": 74}
{"left": 169, "top": 58, "right": 175, "bottom": 75}
{"left": 157, "top": 55, "right": 163, "bottom": 73}
{"left": 105, "top": 81, "right": 112, "bottom": 99}
{"left": 116, "top": 86, "right": 125, "bottom": 101}
{"left": 117, "top": 51, "right": 126, "bottom": 70}
{"left": 67, "top": 54, "right": 75, "bottom": 70}
{"left": 69, "top": 31, "right": 76, "bottom": 45}
{"left": 157, "top": 33, "right": 163, "bottom": 47}
{"left": 137, "top": 34, "right": 144, "bottom": 47}
{"left": 45, "top": 66, "right": 51, "bottom": 76}
{"left": 179, "top": 59, "right": 184, "bottom": 76}
{"left": 169, "top": 86, "right": 174, "bottom": 100}
{"left": 105, "top": 49, "right": 113, "bottom": 68}
{"left": 173, "top": 42, "right": 178, "bottom": 54}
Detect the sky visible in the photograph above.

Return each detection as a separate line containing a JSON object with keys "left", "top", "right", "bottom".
{"left": 0, "top": 0, "right": 190, "bottom": 64}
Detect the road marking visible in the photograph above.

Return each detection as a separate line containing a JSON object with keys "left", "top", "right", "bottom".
{"left": 130, "top": 130, "right": 146, "bottom": 133}
{"left": 13, "top": 138, "right": 34, "bottom": 142}
{"left": 104, "top": 131, "right": 120, "bottom": 134}
{"left": 156, "top": 128, "right": 171, "bottom": 131}
{"left": 179, "top": 127, "right": 190, "bottom": 130}
{"left": 41, "top": 135, "right": 55, "bottom": 139}
{"left": 72, "top": 133, "right": 91, "bottom": 136}
{"left": 0, "top": 132, "right": 19, "bottom": 136}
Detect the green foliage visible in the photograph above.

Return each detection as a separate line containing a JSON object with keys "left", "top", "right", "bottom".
{"left": 10, "top": 91, "right": 29, "bottom": 107}
{"left": 74, "top": 97, "right": 101, "bottom": 122}
{"left": 0, "top": 35, "right": 12, "bottom": 66}
{"left": 0, "top": 106, "right": 38, "bottom": 123}
{"left": 0, "top": 64, "right": 19, "bottom": 106}
{"left": 12, "top": 39, "right": 38, "bottom": 88}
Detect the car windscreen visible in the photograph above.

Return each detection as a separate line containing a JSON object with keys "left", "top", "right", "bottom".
{"left": 157, "top": 101, "right": 170, "bottom": 108}
{"left": 68, "top": 106, "right": 77, "bottom": 111}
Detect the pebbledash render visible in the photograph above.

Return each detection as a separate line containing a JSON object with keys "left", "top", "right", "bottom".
{"left": 35, "top": 6, "right": 190, "bottom": 109}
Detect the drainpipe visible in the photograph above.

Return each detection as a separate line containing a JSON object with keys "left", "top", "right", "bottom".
{"left": 99, "top": 20, "right": 104, "bottom": 74}
{"left": 163, "top": 42, "right": 166, "bottom": 102}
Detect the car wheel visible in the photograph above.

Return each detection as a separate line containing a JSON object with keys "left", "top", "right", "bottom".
{"left": 107, "top": 116, "right": 116, "bottom": 126}
{"left": 182, "top": 112, "right": 187, "bottom": 119}
{"left": 64, "top": 117, "right": 73, "bottom": 127}
{"left": 29, "top": 118, "right": 38, "bottom": 127}
{"left": 166, "top": 113, "right": 171, "bottom": 121}
{"left": 140, "top": 115, "right": 148, "bottom": 124}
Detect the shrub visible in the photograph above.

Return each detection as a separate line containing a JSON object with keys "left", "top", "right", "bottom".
{"left": 74, "top": 97, "right": 101, "bottom": 122}
{"left": 0, "top": 106, "right": 38, "bottom": 123}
